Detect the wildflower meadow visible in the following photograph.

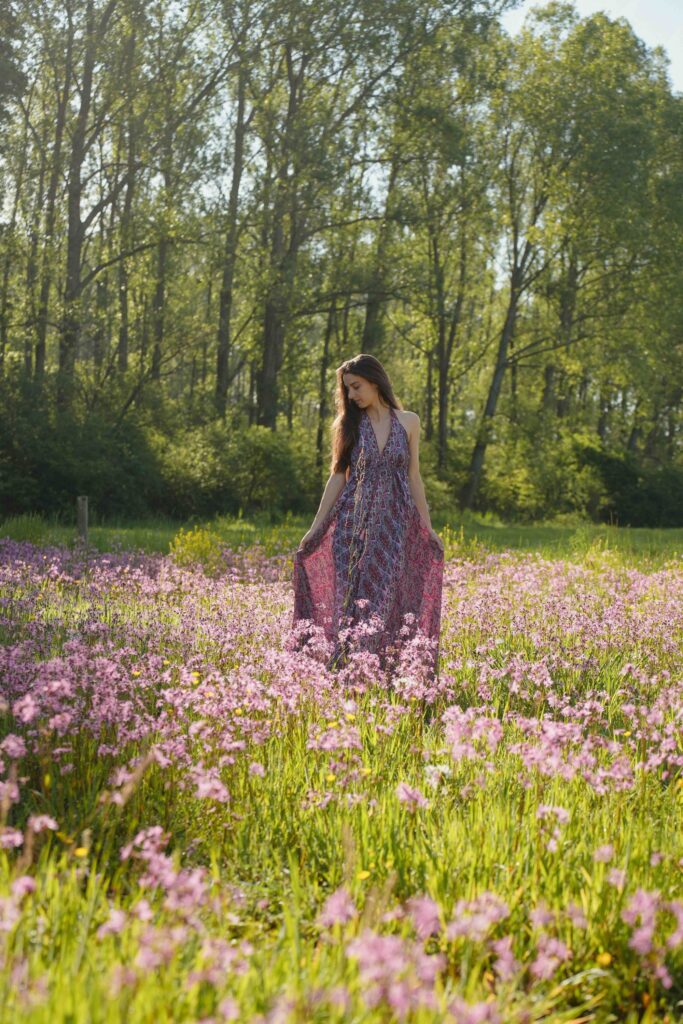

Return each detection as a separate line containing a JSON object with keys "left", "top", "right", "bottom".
{"left": 1, "top": 524, "right": 682, "bottom": 1023}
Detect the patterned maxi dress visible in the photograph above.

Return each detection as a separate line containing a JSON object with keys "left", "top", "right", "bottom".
{"left": 292, "top": 406, "right": 444, "bottom": 677}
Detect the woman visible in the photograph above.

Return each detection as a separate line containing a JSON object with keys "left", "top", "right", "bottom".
{"left": 292, "top": 353, "right": 445, "bottom": 677}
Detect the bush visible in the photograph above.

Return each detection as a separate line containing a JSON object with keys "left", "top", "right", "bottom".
{"left": 0, "top": 375, "right": 162, "bottom": 520}
{"left": 481, "top": 432, "right": 605, "bottom": 523}
{"left": 574, "top": 444, "right": 683, "bottom": 527}
{"left": 0, "top": 512, "right": 53, "bottom": 545}
{"left": 168, "top": 524, "right": 225, "bottom": 575}
{"left": 152, "top": 422, "right": 314, "bottom": 519}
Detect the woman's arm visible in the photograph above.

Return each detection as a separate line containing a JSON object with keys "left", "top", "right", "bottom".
{"left": 310, "top": 471, "right": 347, "bottom": 530}
{"left": 298, "top": 471, "right": 347, "bottom": 548}
{"left": 405, "top": 414, "right": 433, "bottom": 530}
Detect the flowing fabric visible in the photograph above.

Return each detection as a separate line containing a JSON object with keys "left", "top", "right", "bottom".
{"left": 292, "top": 407, "right": 444, "bottom": 677}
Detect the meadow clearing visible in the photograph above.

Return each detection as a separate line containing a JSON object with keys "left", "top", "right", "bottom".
{"left": 1, "top": 517, "right": 682, "bottom": 1023}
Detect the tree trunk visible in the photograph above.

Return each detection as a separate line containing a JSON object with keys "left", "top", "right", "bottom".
{"left": 597, "top": 391, "right": 610, "bottom": 440}
{"left": 436, "top": 237, "right": 466, "bottom": 470}
{"left": 117, "top": 112, "right": 137, "bottom": 373}
{"left": 1, "top": 83, "right": 35, "bottom": 375}
{"left": 461, "top": 285, "right": 520, "bottom": 508}
{"left": 35, "top": 22, "right": 72, "bottom": 382}
{"left": 316, "top": 302, "right": 336, "bottom": 477}
{"left": 58, "top": 1, "right": 98, "bottom": 407}
{"left": 425, "top": 348, "right": 433, "bottom": 440}
{"left": 151, "top": 236, "right": 168, "bottom": 382}
{"left": 541, "top": 364, "right": 556, "bottom": 412}
{"left": 215, "top": 61, "right": 247, "bottom": 417}
{"left": 361, "top": 155, "right": 399, "bottom": 354}
{"left": 257, "top": 44, "right": 305, "bottom": 429}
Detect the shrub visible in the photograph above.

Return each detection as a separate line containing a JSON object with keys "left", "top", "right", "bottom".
{"left": 0, "top": 374, "right": 162, "bottom": 519}
{"left": 575, "top": 444, "right": 683, "bottom": 527}
{"left": 153, "top": 422, "right": 313, "bottom": 519}
{"left": 168, "top": 524, "right": 225, "bottom": 575}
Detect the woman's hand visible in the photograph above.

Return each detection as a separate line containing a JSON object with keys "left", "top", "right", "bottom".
{"left": 297, "top": 528, "right": 316, "bottom": 551}
{"left": 428, "top": 527, "right": 444, "bottom": 553}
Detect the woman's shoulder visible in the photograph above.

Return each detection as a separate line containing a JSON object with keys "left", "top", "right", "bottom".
{"left": 395, "top": 408, "right": 419, "bottom": 438}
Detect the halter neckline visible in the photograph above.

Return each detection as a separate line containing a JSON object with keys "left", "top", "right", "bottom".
{"left": 365, "top": 406, "right": 395, "bottom": 457}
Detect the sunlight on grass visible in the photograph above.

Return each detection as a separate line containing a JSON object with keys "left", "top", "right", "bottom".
{"left": 0, "top": 530, "right": 681, "bottom": 1020}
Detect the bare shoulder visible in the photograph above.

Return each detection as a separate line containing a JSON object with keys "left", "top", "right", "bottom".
{"left": 395, "top": 409, "right": 420, "bottom": 441}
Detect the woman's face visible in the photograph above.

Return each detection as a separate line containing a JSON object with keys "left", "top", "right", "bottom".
{"left": 342, "top": 373, "right": 379, "bottom": 409}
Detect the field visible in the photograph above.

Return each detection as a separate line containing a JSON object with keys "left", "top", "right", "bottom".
{"left": 1, "top": 516, "right": 682, "bottom": 1023}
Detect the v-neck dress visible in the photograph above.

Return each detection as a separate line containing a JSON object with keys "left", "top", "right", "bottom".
{"left": 292, "top": 406, "right": 444, "bottom": 677}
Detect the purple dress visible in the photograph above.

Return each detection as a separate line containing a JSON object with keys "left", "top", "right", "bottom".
{"left": 292, "top": 406, "right": 444, "bottom": 676}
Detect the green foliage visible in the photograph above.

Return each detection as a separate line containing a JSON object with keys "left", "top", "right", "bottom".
{"left": 0, "top": 513, "right": 54, "bottom": 545}
{"left": 481, "top": 431, "right": 606, "bottom": 523}
{"left": 0, "top": 376, "right": 162, "bottom": 520}
{"left": 153, "top": 422, "right": 315, "bottom": 519}
{"left": 168, "top": 524, "right": 226, "bottom": 574}
{"left": 0, "top": 377, "right": 321, "bottom": 522}
{"left": 0, "top": 2, "right": 681, "bottom": 529}
{"left": 575, "top": 443, "right": 683, "bottom": 527}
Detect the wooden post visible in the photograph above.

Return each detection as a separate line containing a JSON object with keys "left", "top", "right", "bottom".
{"left": 77, "top": 496, "right": 88, "bottom": 543}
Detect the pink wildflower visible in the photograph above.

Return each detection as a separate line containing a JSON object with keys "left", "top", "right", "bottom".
{"left": 406, "top": 895, "right": 441, "bottom": 939}
{"left": 97, "top": 908, "right": 128, "bottom": 938}
{"left": 446, "top": 892, "right": 509, "bottom": 942}
{"left": 10, "top": 876, "right": 36, "bottom": 899}
{"left": 27, "top": 814, "right": 58, "bottom": 833}
{"left": 447, "top": 994, "right": 502, "bottom": 1023}
{"left": 396, "top": 782, "right": 429, "bottom": 810}
{"left": 593, "top": 843, "right": 614, "bottom": 863}
{"left": 0, "top": 828, "right": 23, "bottom": 849}
{"left": 529, "top": 935, "right": 572, "bottom": 979}
{"left": 318, "top": 886, "right": 357, "bottom": 928}
{"left": 489, "top": 935, "right": 520, "bottom": 980}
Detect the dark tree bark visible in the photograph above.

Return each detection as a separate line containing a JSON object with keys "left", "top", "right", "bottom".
{"left": 461, "top": 278, "right": 521, "bottom": 508}
{"left": 117, "top": 70, "right": 138, "bottom": 374}
{"left": 361, "top": 155, "right": 399, "bottom": 354}
{"left": 58, "top": 0, "right": 119, "bottom": 408}
{"left": 151, "top": 234, "right": 168, "bottom": 382}
{"left": 257, "top": 43, "right": 306, "bottom": 429}
{"left": 215, "top": 60, "right": 247, "bottom": 417}
{"left": 316, "top": 302, "right": 336, "bottom": 477}
{"left": 1, "top": 89, "right": 32, "bottom": 375}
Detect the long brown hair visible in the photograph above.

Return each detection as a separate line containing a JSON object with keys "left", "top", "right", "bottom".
{"left": 330, "top": 353, "right": 403, "bottom": 475}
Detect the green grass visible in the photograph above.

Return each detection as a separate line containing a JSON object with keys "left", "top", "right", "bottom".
{"left": 1, "top": 517, "right": 682, "bottom": 1020}
{"left": 1, "top": 510, "right": 681, "bottom": 567}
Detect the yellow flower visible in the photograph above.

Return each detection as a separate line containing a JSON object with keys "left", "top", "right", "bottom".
{"left": 596, "top": 952, "right": 612, "bottom": 967}
{"left": 327, "top": 721, "right": 339, "bottom": 729}
{"left": 361, "top": 767, "right": 371, "bottom": 775}
{"left": 205, "top": 690, "right": 215, "bottom": 697}
{"left": 43, "top": 773, "right": 51, "bottom": 788}
{"left": 74, "top": 847, "right": 88, "bottom": 857}
{"left": 234, "top": 708, "right": 243, "bottom": 716}
{"left": 132, "top": 670, "right": 141, "bottom": 677}
{"left": 345, "top": 713, "right": 356, "bottom": 721}
{"left": 326, "top": 773, "right": 336, "bottom": 782}
{"left": 357, "top": 870, "right": 371, "bottom": 880}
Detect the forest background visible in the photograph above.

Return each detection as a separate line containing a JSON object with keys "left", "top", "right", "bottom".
{"left": 0, "top": 0, "right": 681, "bottom": 528}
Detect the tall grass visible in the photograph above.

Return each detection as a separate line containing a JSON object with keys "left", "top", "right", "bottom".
{"left": 1, "top": 510, "right": 682, "bottom": 565}
{"left": 0, "top": 529, "right": 681, "bottom": 1021}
